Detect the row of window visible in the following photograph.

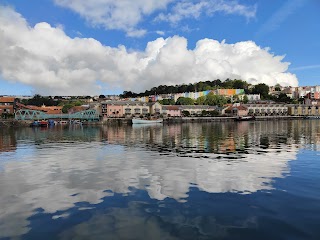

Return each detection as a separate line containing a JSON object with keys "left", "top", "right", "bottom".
{"left": 246, "top": 105, "right": 285, "bottom": 107}
{"left": 0, "top": 103, "right": 13, "bottom": 105}
{"left": 248, "top": 109, "right": 287, "bottom": 113}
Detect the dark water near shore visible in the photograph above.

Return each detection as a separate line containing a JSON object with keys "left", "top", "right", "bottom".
{"left": 0, "top": 120, "right": 320, "bottom": 239}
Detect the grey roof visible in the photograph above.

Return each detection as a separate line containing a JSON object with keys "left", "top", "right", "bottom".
{"left": 179, "top": 105, "right": 217, "bottom": 110}
{"left": 100, "top": 101, "right": 158, "bottom": 106}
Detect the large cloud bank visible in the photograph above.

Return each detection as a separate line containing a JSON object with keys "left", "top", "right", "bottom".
{"left": 0, "top": 7, "right": 298, "bottom": 96}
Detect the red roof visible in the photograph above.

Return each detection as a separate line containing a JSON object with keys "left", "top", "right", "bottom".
{"left": 225, "top": 105, "right": 248, "bottom": 111}
{"left": 0, "top": 97, "right": 15, "bottom": 103}
{"left": 165, "top": 106, "right": 180, "bottom": 110}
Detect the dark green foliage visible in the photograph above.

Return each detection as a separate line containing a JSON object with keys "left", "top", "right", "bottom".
{"left": 243, "top": 95, "right": 249, "bottom": 104}
{"left": 199, "top": 93, "right": 228, "bottom": 106}
{"left": 201, "top": 110, "right": 220, "bottom": 116}
{"left": 251, "top": 83, "right": 269, "bottom": 99}
{"left": 120, "top": 79, "right": 252, "bottom": 98}
{"left": 62, "top": 104, "right": 73, "bottom": 113}
{"left": 182, "top": 110, "right": 190, "bottom": 116}
{"left": 176, "top": 97, "right": 194, "bottom": 105}
{"left": 158, "top": 99, "right": 175, "bottom": 105}
{"left": 119, "top": 91, "right": 138, "bottom": 98}
{"left": 272, "top": 93, "right": 293, "bottom": 103}
{"left": 21, "top": 94, "right": 60, "bottom": 106}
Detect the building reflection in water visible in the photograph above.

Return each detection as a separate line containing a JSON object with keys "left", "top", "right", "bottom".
{"left": 0, "top": 128, "right": 17, "bottom": 153}
{"left": 0, "top": 120, "right": 319, "bottom": 238}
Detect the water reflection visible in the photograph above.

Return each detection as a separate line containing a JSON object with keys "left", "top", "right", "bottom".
{"left": 0, "top": 120, "right": 319, "bottom": 238}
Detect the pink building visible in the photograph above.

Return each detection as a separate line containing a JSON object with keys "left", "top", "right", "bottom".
{"left": 107, "top": 104, "right": 124, "bottom": 117}
{"left": 225, "top": 105, "right": 248, "bottom": 116}
{"left": 162, "top": 106, "right": 181, "bottom": 117}
{"left": 306, "top": 92, "right": 320, "bottom": 100}
{"left": 101, "top": 101, "right": 162, "bottom": 117}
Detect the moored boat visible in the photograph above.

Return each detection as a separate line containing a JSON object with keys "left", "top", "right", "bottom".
{"left": 30, "top": 121, "right": 40, "bottom": 127}
{"left": 132, "top": 118, "right": 163, "bottom": 124}
{"left": 304, "top": 116, "right": 320, "bottom": 119}
{"left": 235, "top": 116, "right": 256, "bottom": 121}
{"left": 39, "top": 120, "right": 49, "bottom": 127}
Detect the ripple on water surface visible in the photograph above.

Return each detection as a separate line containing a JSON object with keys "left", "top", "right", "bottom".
{"left": 0, "top": 121, "right": 320, "bottom": 239}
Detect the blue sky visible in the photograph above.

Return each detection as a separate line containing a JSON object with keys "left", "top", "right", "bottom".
{"left": 0, "top": 0, "right": 319, "bottom": 95}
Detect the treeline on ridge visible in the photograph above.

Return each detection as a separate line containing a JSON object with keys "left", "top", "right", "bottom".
{"left": 120, "top": 79, "right": 253, "bottom": 98}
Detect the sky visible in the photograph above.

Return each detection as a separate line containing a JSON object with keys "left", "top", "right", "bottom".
{"left": 0, "top": 0, "right": 319, "bottom": 96}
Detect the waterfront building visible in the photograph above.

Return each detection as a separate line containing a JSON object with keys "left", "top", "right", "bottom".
{"left": 0, "top": 97, "right": 15, "bottom": 115}
{"left": 244, "top": 103, "right": 288, "bottom": 116}
{"left": 16, "top": 103, "right": 62, "bottom": 114}
{"left": 224, "top": 105, "right": 249, "bottom": 116}
{"left": 101, "top": 101, "right": 162, "bottom": 118}
{"left": 304, "top": 98, "right": 320, "bottom": 106}
{"left": 305, "top": 92, "right": 320, "bottom": 100}
{"left": 162, "top": 105, "right": 181, "bottom": 117}
{"left": 287, "top": 105, "right": 320, "bottom": 116}
{"left": 179, "top": 105, "right": 217, "bottom": 116}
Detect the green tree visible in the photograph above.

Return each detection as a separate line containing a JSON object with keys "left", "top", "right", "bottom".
{"left": 176, "top": 97, "right": 194, "bottom": 105}
{"left": 252, "top": 83, "right": 270, "bottom": 99}
{"left": 201, "top": 110, "right": 209, "bottom": 116}
{"left": 242, "top": 95, "right": 249, "bottom": 104}
{"left": 275, "top": 93, "right": 292, "bottom": 103}
{"left": 232, "top": 80, "right": 248, "bottom": 89}
{"left": 196, "top": 96, "right": 206, "bottom": 105}
{"left": 158, "top": 99, "right": 175, "bottom": 105}
{"left": 62, "top": 104, "right": 73, "bottom": 113}
{"left": 205, "top": 93, "right": 227, "bottom": 107}
{"left": 182, "top": 110, "right": 190, "bottom": 116}
{"left": 74, "top": 100, "right": 83, "bottom": 106}
{"left": 208, "top": 110, "right": 220, "bottom": 116}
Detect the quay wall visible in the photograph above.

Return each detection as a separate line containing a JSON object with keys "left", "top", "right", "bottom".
{"left": 0, "top": 115, "right": 309, "bottom": 128}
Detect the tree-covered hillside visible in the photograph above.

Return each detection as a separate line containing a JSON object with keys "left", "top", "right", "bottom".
{"left": 120, "top": 79, "right": 250, "bottom": 98}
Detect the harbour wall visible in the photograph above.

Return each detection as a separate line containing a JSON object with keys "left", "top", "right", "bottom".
{"left": 0, "top": 115, "right": 309, "bottom": 128}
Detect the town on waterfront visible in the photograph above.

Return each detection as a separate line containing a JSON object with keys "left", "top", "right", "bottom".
{"left": 1, "top": 1, "right": 320, "bottom": 239}
{"left": 1, "top": 81, "right": 320, "bottom": 125}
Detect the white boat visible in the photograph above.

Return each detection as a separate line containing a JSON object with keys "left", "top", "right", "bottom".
{"left": 132, "top": 118, "right": 163, "bottom": 124}
{"left": 235, "top": 116, "right": 256, "bottom": 121}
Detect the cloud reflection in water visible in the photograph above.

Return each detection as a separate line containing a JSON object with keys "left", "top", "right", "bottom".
{"left": 0, "top": 121, "right": 306, "bottom": 238}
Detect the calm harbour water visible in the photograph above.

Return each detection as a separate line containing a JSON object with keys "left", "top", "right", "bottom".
{"left": 0, "top": 120, "right": 320, "bottom": 240}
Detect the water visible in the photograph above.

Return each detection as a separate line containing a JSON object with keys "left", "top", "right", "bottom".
{"left": 0, "top": 120, "right": 320, "bottom": 239}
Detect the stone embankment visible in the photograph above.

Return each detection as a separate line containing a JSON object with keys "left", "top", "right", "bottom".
{"left": 1, "top": 115, "right": 307, "bottom": 128}
{"left": 0, "top": 119, "right": 32, "bottom": 127}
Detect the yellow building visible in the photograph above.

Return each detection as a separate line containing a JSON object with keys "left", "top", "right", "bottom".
{"left": 287, "top": 105, "right": 320, "bottom": 116}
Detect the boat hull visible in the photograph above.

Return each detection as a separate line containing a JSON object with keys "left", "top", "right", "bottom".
{"left": 132, "top": 119, "right": 163, "bottom": 124}
{"left": 235, "top": 116, "right": 255, "bottom": 121}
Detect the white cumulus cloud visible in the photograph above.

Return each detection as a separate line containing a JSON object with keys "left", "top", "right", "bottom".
{"left": 53, "top": 0, "right": 174, "bottom": 37}
{"left": 155, "top": 0, "right": 257, "bottom": 24}
{"left": 53, "top": 0, "right": 256, "bottom": 36}
{"left": 0, "top": 7, "right": 298, "bottom": 96}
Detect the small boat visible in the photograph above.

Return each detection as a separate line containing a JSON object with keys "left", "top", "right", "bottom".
{"left": 304, "top": 116, "right": 320, "bottom": 119}
{"left": 132, "top": 118, "right": 163, "bottom": 124}
{"left": 72, "top": 120, "right": 82, "bottom": 124}
{"left": 57, "top": 120, "right": 69, "bottom": 125}
{"left": 39, "top": 120, "right": 49, "bottom": 127}
{"left": 30, "top": 120, "right": 49, "bottom": 127}
{"left": 48, "top": 119, "right": 55, "bottom": 126}
{"left": 235, "top": 116, "right": 256, "bottom": 121}
{"left": 30, "top": 121, "right": 40, "bottom": 127}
